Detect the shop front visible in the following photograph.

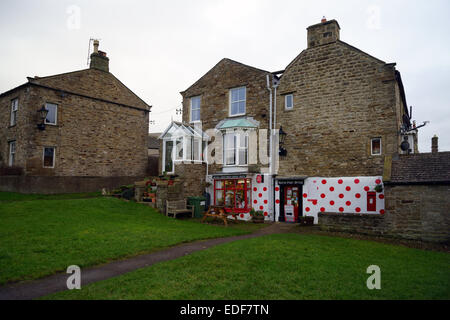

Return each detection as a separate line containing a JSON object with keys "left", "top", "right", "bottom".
{"left": 210, "top": 173, "right": 272, "bottom": 221}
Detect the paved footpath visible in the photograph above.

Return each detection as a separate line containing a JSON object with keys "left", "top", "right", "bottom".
{"left": 0, "top": 223, "right": 296, "bottom": 300}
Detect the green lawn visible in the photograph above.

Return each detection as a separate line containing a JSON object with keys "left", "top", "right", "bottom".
{"left": 0, "top": 193, "right": 261, "bottom": 285}
{"left": 45, "top": 233, "right": 450, "bottom": 300}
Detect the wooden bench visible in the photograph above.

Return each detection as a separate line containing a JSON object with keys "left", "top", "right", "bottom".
{"left": 201, "top": 206, "right": 239, "bottom": 226}
{"left": 166, "top": 199, "right": 194, "bottom": 219}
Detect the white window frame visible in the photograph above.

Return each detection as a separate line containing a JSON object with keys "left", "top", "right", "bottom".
{"left": 285, "top": 94, "right": 293, "bottom": 110}
{"left": 43, "top": 146, "right": 56, "bottom": 168}
{"left": 8, "top": 141, "right": 16, "bottom": 166}
{"left": 371, "top": 138, "right": 382, "bottom": 156}
{"left": 162, "top": 139, "right": 175, "bottom": 174}
{"left": 44, "top": 102, "right": 58, "bottom": 125}
{"left": 10, "top": 98, "right": 18, "bottom": 126}
{"left": 229, "top": 86, "right": 246, "bottom": 117}
{"left": 223, "top": 132, "right": 248, "bottom": 167}
{"left": 190, "top": 96, "right": 201, "bottom": 123}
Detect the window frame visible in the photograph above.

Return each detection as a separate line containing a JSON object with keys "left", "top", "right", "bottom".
{"left": 8, "top": 140, "right": 16, "bottom": 166}
{"left": 371, "top": 138, "right": 382, "bottom": 156}
{"left": 10, "top": 98, "right": 18, "bottom": 126}
{"left": 229, "top": 86, "right": 246, "bottom": 117}
{"left": 190, "top": 96, "right": 201, "bottom": 123}
{"left": 44, "top": 102, "right": 58, "bottom": 125}
{"left": 285, "top": 94, "right": 293, "bottom": 110}
{"left": 223, "top": 132, "right": 248, "bottom": 167}
{"left": 43, "top": 146, "right": 56, "bottom": 168}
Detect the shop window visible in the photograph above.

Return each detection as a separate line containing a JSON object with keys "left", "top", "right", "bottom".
{"left": 214, "top": 178, "right": 251, "bottom": 213}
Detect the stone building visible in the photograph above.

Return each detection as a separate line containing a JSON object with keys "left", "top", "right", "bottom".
{"left": 0, "top": 41, "right": 150, "bottom": 193}
{"left": 160, "top": 18, "right": 417, "bottom": 223}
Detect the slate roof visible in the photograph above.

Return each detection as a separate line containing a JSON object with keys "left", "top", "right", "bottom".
{"left": 389, "top": 152, "right": 450, "bottom": 184}
{"left": 13, "top": 68, "right": 150, "bottom": 111}
{"left": 148, "top": 134, "right": 160, "bottom": 149}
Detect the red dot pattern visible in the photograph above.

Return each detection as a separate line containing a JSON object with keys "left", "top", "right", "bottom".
{"left": 263, "top": 187, "right": 267, "bottom": 192}
{"left": 264, "top": 212, "right": 268, "bottom": 216}
{"left": 272, "top": 178, "right": 384, "bottom": 218}
{"left": 264, "top": 200, "right": 268, "bottom": 204}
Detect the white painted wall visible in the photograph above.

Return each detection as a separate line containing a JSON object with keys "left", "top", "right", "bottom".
{"left": 275, "top": 176, "right": 385, "bottom": 224}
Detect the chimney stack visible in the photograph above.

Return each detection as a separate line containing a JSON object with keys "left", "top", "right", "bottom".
{"left": 431, "top": 135, "right": 438, "bottom": 153}
{"left": 307, "top": 18, "right": 340, "bottom": 48}
{"left": 89, "top": 40, "right": 109, "bottom": 72}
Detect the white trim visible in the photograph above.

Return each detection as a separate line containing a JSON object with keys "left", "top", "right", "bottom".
{"left": 44, "top": 102, "right": 58, "bottom": 125}
{"left": 371, "top": 137, "right": 382, "bottom": 156}
{"left": 229, "top": 86, "right": 246, "bottom": 117}
{"left": 285, "top": 94, "right": 293, "bottom": 110}
{"left": 43, "top": 146, "right": 56, "bottom": 168}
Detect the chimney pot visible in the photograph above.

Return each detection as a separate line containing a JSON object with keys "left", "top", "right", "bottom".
{"left": 431, "top": 135, "right": 438, "bottom": 153}
{"left": 93, "top": 39, "right": 99, "bottom": 54}
{"left": 321, "top": 16, "right": 327, "bottom": 23}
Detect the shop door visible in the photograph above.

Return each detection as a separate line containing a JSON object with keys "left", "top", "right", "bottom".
{"left": 280, "top": 185, "right": 301, "bottom": 223}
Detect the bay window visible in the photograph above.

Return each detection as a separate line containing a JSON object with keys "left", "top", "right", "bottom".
{"left": 214, "top": 178, "right": 251, "bottom": 213}
{"left": 223, "top": 132, "right": 248, "bottom": 166}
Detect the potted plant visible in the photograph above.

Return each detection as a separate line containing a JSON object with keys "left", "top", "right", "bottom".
{"left": 374, "top": 184, "right": 383, "bottom": 193}
{"left": 250, "top": 208, "right": 265, "bottom": 223}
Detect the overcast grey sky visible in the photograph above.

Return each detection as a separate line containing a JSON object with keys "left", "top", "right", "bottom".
{"left": 1, "top": 0, "right": 449, "bottom": 152}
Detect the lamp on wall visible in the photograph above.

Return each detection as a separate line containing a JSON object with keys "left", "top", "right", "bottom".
{"left": 37, "top": 105, "right": 49, "bottom": 130}
{"left": 279, "top": 126, "right": 287, "bottom": 157}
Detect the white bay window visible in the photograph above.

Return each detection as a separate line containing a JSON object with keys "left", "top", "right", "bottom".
{"left": 223, "top": 132, "right": 248, "bottom": 166}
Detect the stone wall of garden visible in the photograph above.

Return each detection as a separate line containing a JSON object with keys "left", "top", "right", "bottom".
{"left": 318, "top": 184, "right": 450, "bottom": 243}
